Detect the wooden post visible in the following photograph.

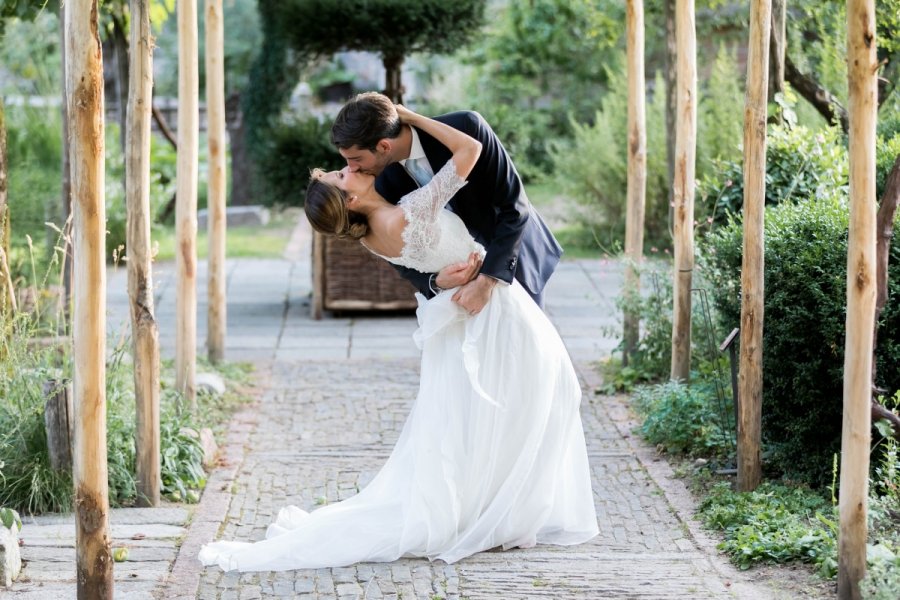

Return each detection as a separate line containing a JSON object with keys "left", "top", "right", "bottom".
{"left": 65, "top": 2, "right": 113, "bottom": 596}
{"left": 0, "top": 98, "right": 14, "bottom": 315}
{"left": 43, "top": 379, "right": 74, "bottom": 472}
{"left": 60, "top": 4, "right": 74, "bottom": 320}
{"left": 176, "top": 0, "right": 200, "bottom": 408}
{"left": 127, "top": 0, "right": 161, "bottom": 508}
{"left": 737, "top": 0, "right": 771, "bottom": 493}
{"left": 839, "top": 0, "right": 877, "bottom": 596}
{"left": 623, "top": 0, "right": 647, "bottom": 365}
{"left": 206, "top": 0, "right": 227, "bottom": 364}
{"left": 670, "top": 0, "right": 697, "bottom": 382}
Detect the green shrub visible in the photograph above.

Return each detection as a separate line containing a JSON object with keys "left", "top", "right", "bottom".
{"left": 697, "top": 481, "right": 836, "bottom": 574}
{"left": 612, "top": 260, "right": 674, "bottom": 385}
{"left": 632, "top": 380, "right": 730, "bottom": 456}
{"left": 864, "top": 435, "right": 900, "bottom": 599}
{"left": 698, "top": 124, "right": 849, "bottom": 228}
{"left": 256, "top": 116, "right": 345, "bottom": 207}
{"left": 862, "top": 548, "right": 900, "bottom": 600}
{"left": 701, "top": 188, "right": 900, "bottom": 486}
{"left": 549, "top": 65, "right": 671, "bottom": 248}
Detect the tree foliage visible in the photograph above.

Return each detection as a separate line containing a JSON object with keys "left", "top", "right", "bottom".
{"left": 272, "top": 0, "right": 485, "bottom": 65}
{"left": 265, "top": 0, "right": 485, "bottom": 101}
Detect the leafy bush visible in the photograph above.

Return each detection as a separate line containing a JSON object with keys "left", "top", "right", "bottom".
{"left": 611, "top": 260, "right": 674, "bottom": 385}
{"left": 632, "top": 380, "right": 730, "bottom": 456}
{"left": 0, "top": 246, "right": 247, "bottom": 513}
{"left": 549, "top": 65, "right": 671, "bottom": 248}
{"left": 551, "top": 46, "right": 745, "bottom": 250}
{"left": 862, "top": 548, "right": 900, "bottom": 600}
{"left": 697, "top": 481, "right": 836, "bottom": 574}
{"left": 256, "top": 116, "right": 345, "bottom": 207}
{"left": 698, "top": 124, "right": 849, "bottom": 228}
{"left": 458, "top": 0, "right": 622, "bottom": 181}
{"left": 701, "top": 187, "right": 900, "bottom": 487}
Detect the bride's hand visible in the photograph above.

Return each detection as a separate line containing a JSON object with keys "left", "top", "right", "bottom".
{"left": 395, "top": 104, "right": 419, "bottom": 124}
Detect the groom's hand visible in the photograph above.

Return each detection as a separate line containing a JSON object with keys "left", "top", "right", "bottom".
{"left": 435, "top": 252, "right": 482, "bottom": 290}
{"left": 452, "top": 274, "right": 497, "bottom": 316}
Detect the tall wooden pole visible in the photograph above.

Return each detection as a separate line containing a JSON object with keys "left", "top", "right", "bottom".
{"left": 66, "top": 2, "right": 113, "bottom": 597}
{"left": 127, "top": 0, "right": 161, "bottom": 508}
{"left": 60, "top": 4, "right": 74, "bottom": 321}
{"left": 623, "top": 0, "right": 647, "bottom": 365}
{"left": 839, "top": 0, "right": 877, "bottom": 596}
{"left": 0, "top": 98, "right": 13, "bottom": 314}
{"left": 206, "top": 0, "right": 227, "bottom": 364}
{"left": 670, "top": 0, "right": 697, "bottom": 382}
{"left": 736, "top": 0, "right": 771, "bottom": 493}
{"left": 176, "top": 0, "right": 200, "bottom": 408}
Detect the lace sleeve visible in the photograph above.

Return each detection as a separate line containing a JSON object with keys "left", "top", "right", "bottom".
{"left": 398, "top": 160, "right": 467, "bottom": 225}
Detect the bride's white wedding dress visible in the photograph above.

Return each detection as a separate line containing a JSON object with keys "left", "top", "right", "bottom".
{"left": 198, "top": 162, "right": 598, "bottom": 572}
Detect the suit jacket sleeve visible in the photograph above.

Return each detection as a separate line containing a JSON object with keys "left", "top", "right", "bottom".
{"left": 454, "top": 111, "right": 529, "bottom": 285}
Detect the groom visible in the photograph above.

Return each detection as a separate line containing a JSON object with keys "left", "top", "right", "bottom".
{"left": 331, "top": 92, "right": 562, "bottom": 313}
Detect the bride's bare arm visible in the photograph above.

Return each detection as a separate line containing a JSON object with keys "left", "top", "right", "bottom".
{"left": 395, "top": 105, "right": 482, "bottom": 179}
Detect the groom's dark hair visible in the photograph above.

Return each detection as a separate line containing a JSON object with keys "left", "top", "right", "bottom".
{"left": 332, "top": 92, "right": 402, "bottom": 152}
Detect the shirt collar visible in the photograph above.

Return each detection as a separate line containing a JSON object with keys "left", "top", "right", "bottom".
{"left": 400, "top": 127, "right": 427, "bottom": 165}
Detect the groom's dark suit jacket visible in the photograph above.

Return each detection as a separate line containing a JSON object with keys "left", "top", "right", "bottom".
{"left": 374, "top": 111, "right": 563, "bottom": 300}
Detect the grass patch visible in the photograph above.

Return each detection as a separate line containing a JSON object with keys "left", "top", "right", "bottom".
{"left": 151, "top": 209, "right": 298, "bottom": 261}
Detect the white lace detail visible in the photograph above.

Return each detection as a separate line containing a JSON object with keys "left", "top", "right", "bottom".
{"left": 379, "top": 161, "right": 485, "bottom": 274}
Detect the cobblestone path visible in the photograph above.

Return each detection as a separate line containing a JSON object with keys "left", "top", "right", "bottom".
{"left": 193, "top": 360, "right": 759, "bottom": 600}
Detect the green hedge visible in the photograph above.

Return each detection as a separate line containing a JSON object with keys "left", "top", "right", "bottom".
{"left": 702, "top": 192, "right": 900, "bottom": 487}
{"left": 256, "top": 116, "right": 345, "bottom": 207}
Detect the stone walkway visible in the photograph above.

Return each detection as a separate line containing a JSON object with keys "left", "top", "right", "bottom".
{"left": 5, "top": 217, "right": 794, "bottom": 599}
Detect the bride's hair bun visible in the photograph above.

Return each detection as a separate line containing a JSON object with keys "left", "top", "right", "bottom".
{"left": 347, "top": 221, "right": 368, "bottom": 240}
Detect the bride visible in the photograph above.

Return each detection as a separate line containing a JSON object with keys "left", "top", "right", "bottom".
{"left": 198, "top": 106, "right": 598, "bottom": 572}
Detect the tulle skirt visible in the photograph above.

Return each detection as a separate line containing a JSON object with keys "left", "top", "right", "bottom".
{"left": 198, "top": 281, "right": 598, "bottom": 572}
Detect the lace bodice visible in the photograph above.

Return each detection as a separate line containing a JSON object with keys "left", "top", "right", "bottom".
{"left": 375, "top": 161, "right": 485, "bottom": 274}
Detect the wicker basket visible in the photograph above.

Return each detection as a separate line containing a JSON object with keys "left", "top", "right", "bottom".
{"left": 311, "top": 231, "right": 418, "bottom": 318}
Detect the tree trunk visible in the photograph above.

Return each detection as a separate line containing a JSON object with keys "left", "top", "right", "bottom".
{"left": 127, "top": 0, "right": 161, "bottom": 508}
{"left": 151, "top": 103, "right": 178, "bottom": 150}
{"left": 839, "top": 1, "right": 877, "bottom": 596}
{"left": 737, "top": 0, "right": 771, "bottom": 493}
{"left": 112, "top": 15, "right": 129, "bottom": 154}
{"left": 664, "top": 0, "right": 677, "bottom": 238}
{"left": 785, "top": 55, "right": 849, "bottom": 133}
{"left": 670, "top": 0, "right": 697, "bottom": 382}
{"left": 176, "top": 0, "right": 200, "bottom": 408}
{"left": 871, "top": 153, "right": 900, "bottom": 434}
{"left": 206, "top": 0, "right": 227, "bottom": 364}
{"left": 66, "top": 2, "right": 114, "bottom": 597}
{"left": 226, "top": 93, "right": 254, "bottom": 207}
{"left": 623, "top": 0, "right": 647, "bottom": 366}
{"left": 768, "top": 0, "right": 786, "bottom": 119}
{"left": 382, "top": 54, "right": 404, "bottom": 104}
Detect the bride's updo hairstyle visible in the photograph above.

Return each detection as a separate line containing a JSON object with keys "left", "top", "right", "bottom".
{"left": 305, "top": 169, "right": 369, "bottom": 240}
